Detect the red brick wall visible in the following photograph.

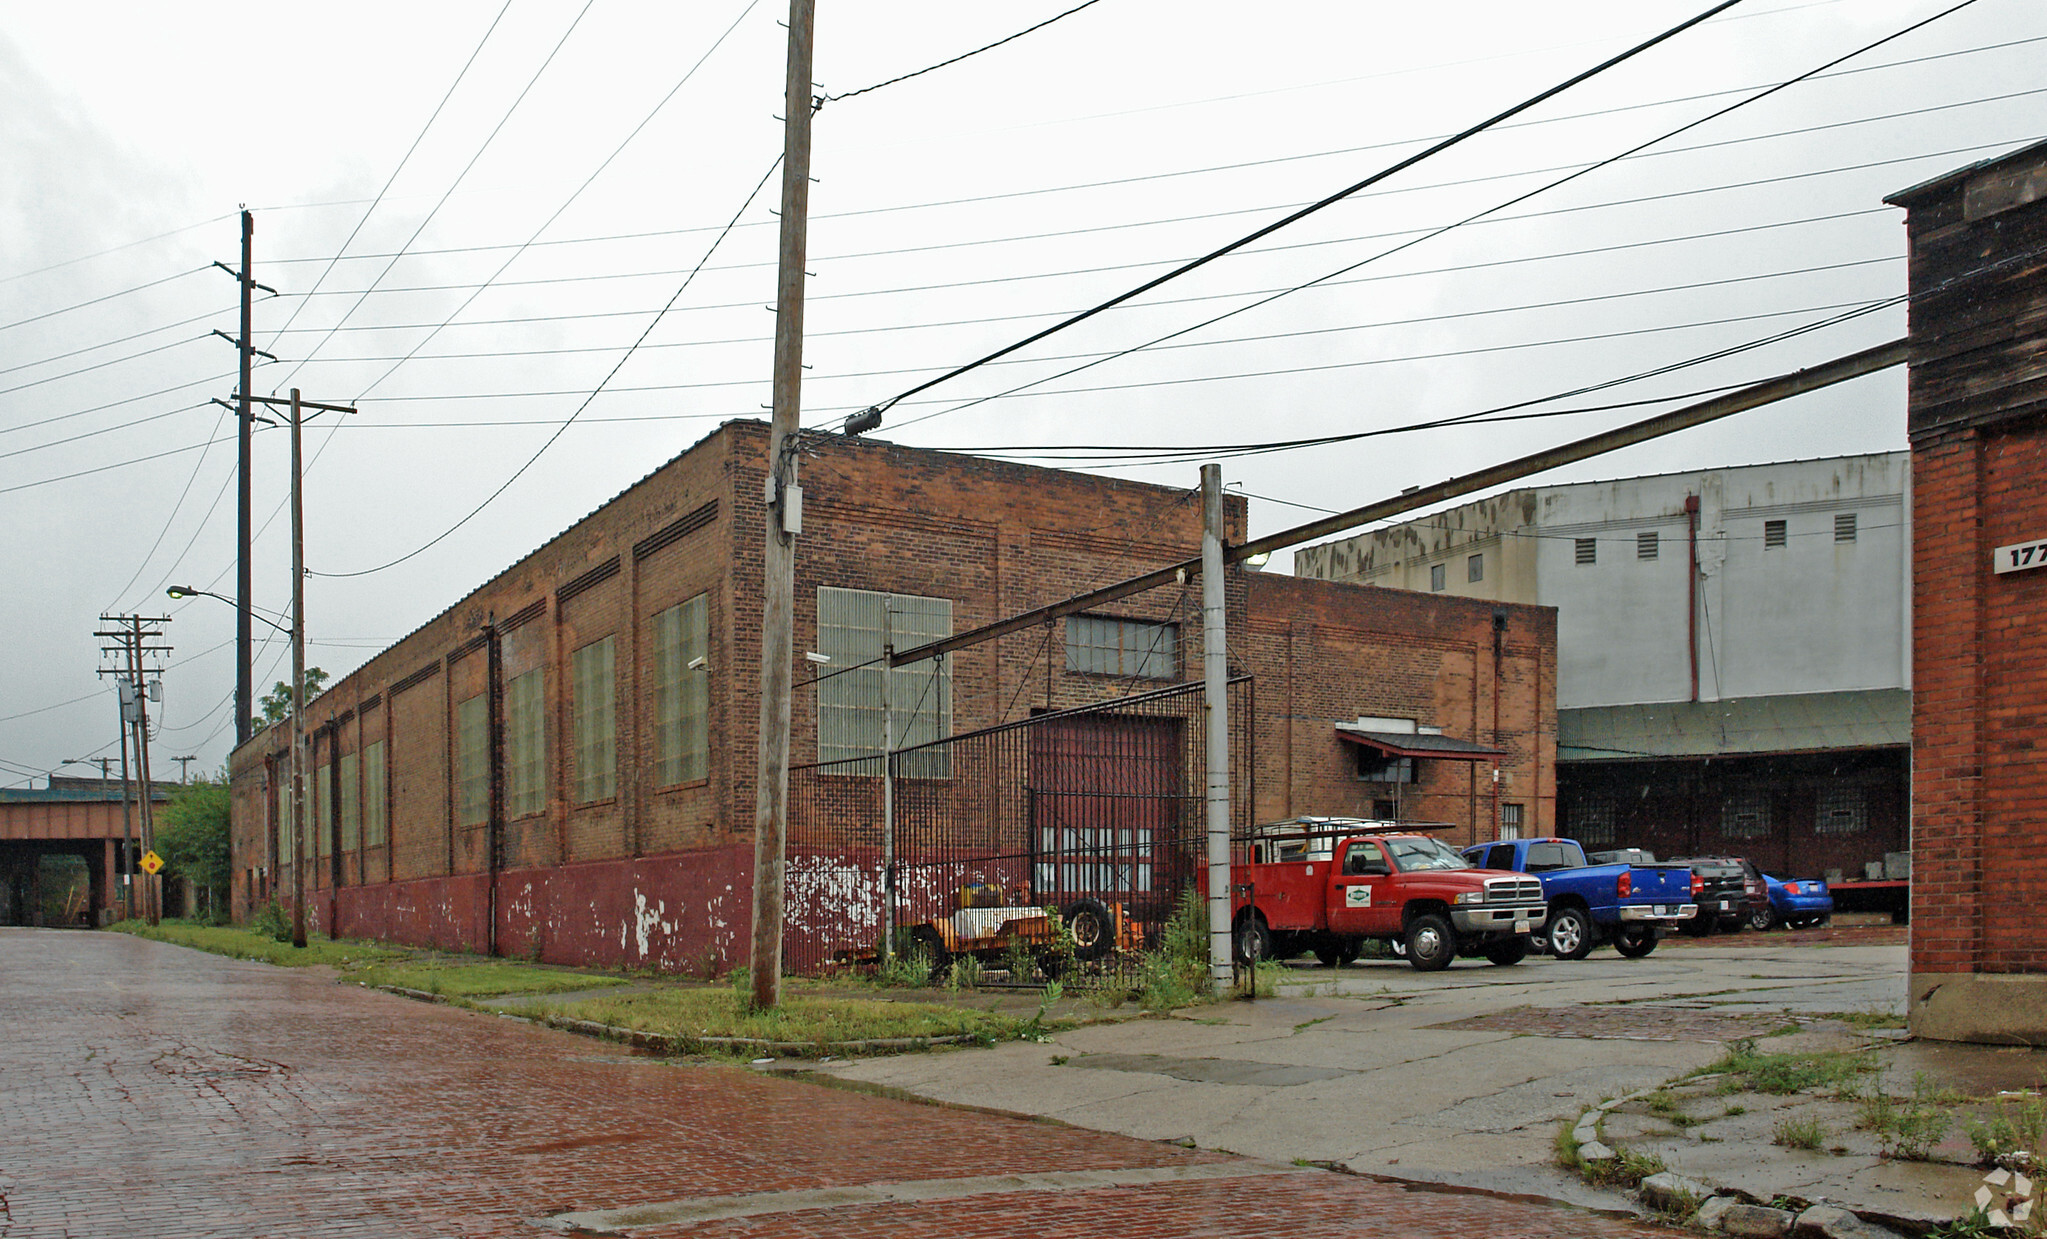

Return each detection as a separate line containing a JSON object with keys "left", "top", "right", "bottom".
{"left": 230, "top": 420, "right": 1556, "bottom": 968}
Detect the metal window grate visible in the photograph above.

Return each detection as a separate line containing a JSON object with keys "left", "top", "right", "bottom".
{"left": 1815, "top": 782, "right": 1867, "bottom": 834}
{"left": 1066, "top": 614, "right": 1177, "bottom": 679}
{"left": 1834, "top": 512, "right": 1857, "bottom": 543}
{"left": 1764, "top": 519, "right": 1787, "bottom": 548}
{"left": 1638, "top": 531, "right": 1659, "bottom": 560}
{"left": 1574, "top": 537, "right": 1597, "bottom": 565}
{"left": 1720, "top": 787, "right": 1770, "bottom": 838}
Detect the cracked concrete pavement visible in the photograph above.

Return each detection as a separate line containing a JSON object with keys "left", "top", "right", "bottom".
{"left": 810, "top": 932, "right": 1914, "bottom": 1213}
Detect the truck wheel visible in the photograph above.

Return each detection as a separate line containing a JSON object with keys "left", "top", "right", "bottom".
{"left": 1613, "top": 926, "right": 1658, "bottom": 958}
{"left": 1338, "top": 937, "right": 1361, "bottom": 966}
{"left": 1233, "top": 913, "right": 1271, "bottom": 966}
{"left": 1547, "top": 906, "right": 1594, "bottom": 961}
{"left": 1064, "top": 899, "right": 1115, "bottom": 962}
{"left": 1747, "top": 904, "right": 1775, "bottom": 932}
{"left": 1678, "top": 915, "right": 1715, "bottom": 938}
{"left": 1484, "top": 939, "right": 1528, "bottom": 967}
{"left": 1313, "top": 941, "right": 1343, "bottom": 969}
{"left": 1404, "top": 913, "right": 1457, "bottom": 971}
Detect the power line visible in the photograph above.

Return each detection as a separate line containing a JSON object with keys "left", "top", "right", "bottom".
{"left": 0, "top": 215, "right": 235, "bottom": 286}
{"left": 821, "top": 0, "right": 1108, "bottom": 103}
{"left": 0, "top": 334, "right": 208, "bottom": 398}
{"left": 259, "top": 0, "right": 517, "bottom": 353}
{"left": 0, "top": 266, "right": 208, "bottom": 334}
{"left": 869, "top": 0, "right": 1982, "bottom": 436}
{"left": 309, "top": 154, "right": 784, "bottom": 579}
{"left": 0, "top": 304, "right": 238, "bottom": 379}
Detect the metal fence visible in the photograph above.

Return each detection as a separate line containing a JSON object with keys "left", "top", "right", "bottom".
{"left": 784, "top": 676, "right": 1255, "bottom": 977}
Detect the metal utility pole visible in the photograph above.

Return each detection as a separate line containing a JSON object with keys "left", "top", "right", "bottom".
{"left": 880, "top": 603, "right": 895, "bottom": 964}
{"left": 210, "top": 212, "right": 274, "bottom": 750}
{"left": 1200, "top": 465, "right": 1232, "bottom": 993}
{"left": 750, "top": 0, "right": 816, "bottom": 1012}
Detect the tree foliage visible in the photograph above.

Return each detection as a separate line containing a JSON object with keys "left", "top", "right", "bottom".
{"left": 253, "top": 667, "right": 328, "bottom": 732}
{"left": 154, "top": 775, "right": 231, "bottom": 898}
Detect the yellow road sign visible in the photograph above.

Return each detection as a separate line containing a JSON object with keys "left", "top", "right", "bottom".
{"left": 140, "top": 850, "right": 164, "bottom": 875}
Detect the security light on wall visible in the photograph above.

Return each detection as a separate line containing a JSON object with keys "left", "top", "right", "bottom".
{"left": 687, "top": 656, "right": 709, "bottom": 672}
{"left": 803, "top": 652, "right": 830, "bottom": 664}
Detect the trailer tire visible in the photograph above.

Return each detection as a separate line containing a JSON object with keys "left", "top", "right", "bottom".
{"left": 910, "top": 924, "right": 951, "bottom": 981}
{"left": 1233, "top": 912, "right": 1271, "bottom": 966}
{"left": 1064, "top": 899, "right": 1115, "bottom": 962}
{"left": 1404, "top": 913, "right": 1457, "bottom": 971}
{"left": 1614, "top": 926, "right": 1658, "bottom": 958}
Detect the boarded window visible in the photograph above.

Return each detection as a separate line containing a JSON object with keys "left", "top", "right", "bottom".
{"left": 1575, "top": 537, "right": 1597, "bottom": 565}
{"left": 572, "top": 637, "right": 618, "bottom": 804}
{"left": 1834, "top": 512, "right": 1857, "bottom": 543}
{"left": 1570, "top": 794, "right": 1615, "bottom": 846}
{"left": 363, "top": 740, "right": 387, "bottom": 848}
{"left": 1430, "top": 563, "right": 1446, "bottom": 591}
{"left": 456, "top": 694, "right": 489, "bottom": 827}
{"left": 651, "top": 594, "right": 710, "bottom": 786}
{"left": 1638, "top": 531, "right": 1659, "bottom": 560}
{"left": 1764, "top": 519, "right": 1787, "bottom": 549}
{"left": 818, "top": 587, "right": 952, "bottom": 778}
{"left": 1721, "top": 787, "right": 1770, "bottom": 838}
{"left": 506, "top": 668, "right": 545, "bottom": 817}
{"left": 339, "top": 752, "right": 359, "bottom": 851}
{"left": 1467, "top": 553, "right": 1484, "bottom": 583}
{"left": 1066, "top": 614, "right": 1177, "bottom": 679}
{"left": 1815, "top": 781, "right": 1867, "bottom": 834}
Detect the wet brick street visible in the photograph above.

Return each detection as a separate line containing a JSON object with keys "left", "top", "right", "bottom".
{"left": 0, "top": 929, "right": 1688, "bottom": 1237}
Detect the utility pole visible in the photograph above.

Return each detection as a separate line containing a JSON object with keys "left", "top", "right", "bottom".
{"left": 171, "top": 755, "right": 197, "bottom": 783}
{"left": 97, "top": 614, "right": 170, "bottom": 925}
{"left": 750, "top": 0, "right": 817, "bottom": 1012}
{"left": 211, "top": 211, "right": 274, "bottom": 750}
{"left": 1200, "top": 465, "right": 1233, "bottom": 993}
{"left": 236, "top": 389, "right": 352, "bottom": 948}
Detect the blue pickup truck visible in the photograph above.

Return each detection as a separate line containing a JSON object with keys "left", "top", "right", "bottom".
{"left": 1461, "top": 838, "right": 1696, "bottom": 960}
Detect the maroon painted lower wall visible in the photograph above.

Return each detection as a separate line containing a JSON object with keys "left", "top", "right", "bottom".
{"left": 305, "top": 844, "right": 757, "bottom": 974}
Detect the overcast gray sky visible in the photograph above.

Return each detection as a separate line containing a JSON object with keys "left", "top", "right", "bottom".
{"left": 3, "top": 0, "right": 2041, "bottom": 786}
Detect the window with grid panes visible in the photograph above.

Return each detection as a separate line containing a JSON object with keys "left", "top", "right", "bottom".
{"left": 456, "top": 694, "right": 488, "bottom": 827}
{"left": 363, "top": 740, "right": 386, "bottom": 848}
{"left": 505, "top": 668, "right": 545, "bottom": 817}
{"left": 572, "top": 637, "right": 617, "bottom": 803}
{"left": 1570, "top": 794, "right": 1614, "bottom": 846}
{"left": 818, "top": 587, "right": 951, "bottom": 778}
{"left": 1065, "top": 614, "right": 1177, "bottom": 679}
{"left": 340, "top": 752, "right": 360, "bottom": 851}
{"left": 1815, "top": 781, "right": 1867, "bottom": 834}
{"left": 651, "top": 594, "right": 710, "bottom": 786}
{"left": 1721, "top": 787, "right": 1770, "bottom": 838}
{"left": 314, "top": 762, "right": 331, "bottom": 858}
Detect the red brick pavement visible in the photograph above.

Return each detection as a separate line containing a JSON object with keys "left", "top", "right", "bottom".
{"left": 0, "top": 929, "right": 1686, "bottom": 1238}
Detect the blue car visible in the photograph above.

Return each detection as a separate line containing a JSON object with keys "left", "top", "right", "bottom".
{"left": 1759, "top": 874, "right": 1833, "bottom": 929}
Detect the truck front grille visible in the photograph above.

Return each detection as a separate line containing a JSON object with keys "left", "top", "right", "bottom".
{"left": 1485, "top": 876, "right": 1544, "bottom": 903}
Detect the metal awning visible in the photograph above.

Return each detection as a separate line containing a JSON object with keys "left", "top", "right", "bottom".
{"left": 1557, "top": 688, "right": 1911, "bottom": 762}
{"left": 1334, "top": 726, "right": 1505, "bottom": 762}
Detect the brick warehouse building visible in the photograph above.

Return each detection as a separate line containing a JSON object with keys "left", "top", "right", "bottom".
{"left": 1888, "top": 139, "right": 2047, "bottom": 1043}
{"left": 227, "top": 420, "right": 1555, "bottom": 971}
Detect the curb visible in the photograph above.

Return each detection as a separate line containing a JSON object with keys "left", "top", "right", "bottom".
{"left": 366, "top": 983, "right": 984, "bottom": 1056}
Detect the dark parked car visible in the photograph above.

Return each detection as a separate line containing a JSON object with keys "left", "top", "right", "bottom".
{"left": 1761, "top": 874, "right": 1834, "bottom": 929}
{"left": 1670, "top": 855, "right": 1768, "bottom": 934}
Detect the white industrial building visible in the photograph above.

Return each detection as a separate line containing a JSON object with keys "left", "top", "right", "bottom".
{"left": 1294, "top": 454, "right": 1912, "bottom": 901}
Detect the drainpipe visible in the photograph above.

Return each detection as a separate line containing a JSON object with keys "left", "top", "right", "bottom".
{"left": 1686, "top": 494, "right": 1701, "bottom": 703}
{"left": 484, "top": 616, "right": 502, "bottom": 958}
{"left": 1492, "top": 609, "right": 1506, "bottom": 839}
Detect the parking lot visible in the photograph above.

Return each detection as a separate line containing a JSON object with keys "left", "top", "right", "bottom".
{"left": 817, "top": 927, "right": 1911, "bottom": 1208}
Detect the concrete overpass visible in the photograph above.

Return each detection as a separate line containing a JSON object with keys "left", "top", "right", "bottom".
{"left": 0, "top": 777, "right": 169, "bottom": 925}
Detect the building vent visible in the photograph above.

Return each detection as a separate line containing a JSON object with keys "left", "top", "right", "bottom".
{"left": 1764, "top": 519, "right": 1788, "bottom": 549}
{"left": 1834, "top": 512, "right": 1857, "bottom": 543}
{"left": 1574, "top": 537, "right": 1597, "bottom": 565}
{"left": 1637, "top": 531, "right": 1659, "bottom": 560}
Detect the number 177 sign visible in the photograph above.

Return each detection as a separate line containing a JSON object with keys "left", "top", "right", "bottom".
{"left": 1995, "top": 538, "right": 2047, "bottom": 575}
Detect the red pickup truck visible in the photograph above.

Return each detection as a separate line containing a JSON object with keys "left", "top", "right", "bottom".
{"left": 1228, "top": 820, "right": 1548, "bottom": 971}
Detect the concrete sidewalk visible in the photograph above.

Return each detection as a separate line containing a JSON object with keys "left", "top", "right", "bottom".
{"left": 808, "top": 932, "right": 2040, "bottom": 1231}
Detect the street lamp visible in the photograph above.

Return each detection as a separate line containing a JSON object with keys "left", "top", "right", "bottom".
{"left": 165, "top": 577, "right": 309, "bottom": 947}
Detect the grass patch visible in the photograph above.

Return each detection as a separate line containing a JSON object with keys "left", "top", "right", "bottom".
{"left": 1700, "top": 1039, "right": 1878, "bottom": 1095}
{"left": 350, "top": 960, "right": 628, "bottom": 999}
{"left": 1965, "top": 1093, "right": 2047, "bottom": 1167}
{"left": 1860, "top": 1073, "right": 1959, "bottom": 1160}
{"left": 1773, "top": 1115, "right": 1827, "bottom": 1150}
{"left": 1556, "top": 1110, "right": 1668, "bottom": 1191}
{"left": 550, "top": 987, "right": 1031, "bottom": 1054}
{"left": 107, "top": 918, "right": 408, "bottom": 969}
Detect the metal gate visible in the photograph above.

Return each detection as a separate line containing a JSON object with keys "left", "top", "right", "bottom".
{"left": 784, "top": 677, "right": 1254, "bottom": 975}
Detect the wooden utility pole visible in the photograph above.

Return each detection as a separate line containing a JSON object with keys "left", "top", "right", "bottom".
{"left": 235, "top": 211, "right": 255, "bottom": 749}
{"left": 750, "top": 0, "right": 817, "bottom": 1012}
